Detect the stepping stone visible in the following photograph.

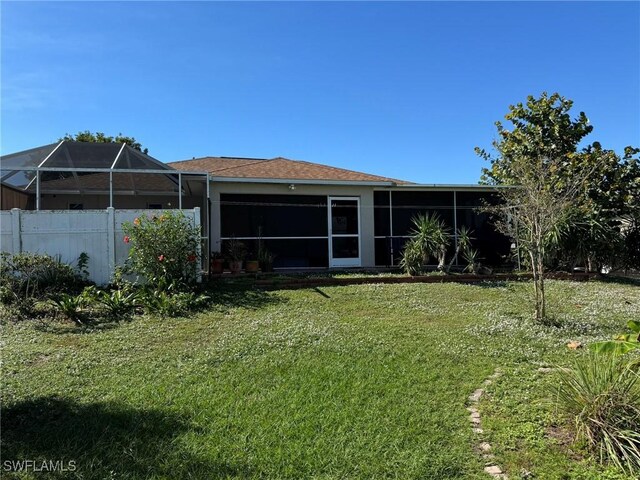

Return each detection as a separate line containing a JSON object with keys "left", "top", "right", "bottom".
{"left": 480, "top": 442, "right": 492, "bottom": 452}
{"left": 485, "top": 465, "right": 503, "bottom": 475}
{"left": 467, "top": 406, "right": 478, "bottom": 413}
{"left": 473, "top": 427, "right": 484, "bottom": 434}
{"left": 469, "top": 389, "right": 484, "bottom": 402}
{"left": 483, "top": 379, "right": 493, "bottom": 386}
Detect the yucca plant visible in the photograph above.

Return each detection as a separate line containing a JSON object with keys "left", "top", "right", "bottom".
{"left": 555, "top": 353, "right": 640, "bottom": 475}
{"left": 401, "top": 213, "right": 451, "bottom": 274}
{"left": 445, "top": 226, "right": 474, "bottom": 273}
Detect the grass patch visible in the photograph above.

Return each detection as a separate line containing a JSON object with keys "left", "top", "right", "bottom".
{"left": 2, "top": 280, "right": 639, "bottom": 479}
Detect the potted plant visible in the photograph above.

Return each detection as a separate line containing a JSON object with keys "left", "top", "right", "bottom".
{"left": 225, "top": 238, "right": 246, "bottom": 274}
{"left": 210, "top": 251, "right": 224, "bottom": 274}
{"left": 258, "top": 246, "right": 275, "bottom": 273}
{"left": 245, "top": 259, "right": 259, "bottom": 273}
{"left": 245, "top": 247, "right": 259, "bottom": 273}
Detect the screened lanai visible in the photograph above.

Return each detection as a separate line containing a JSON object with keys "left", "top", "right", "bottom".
{"left": 0, "top": 141, "right": 209, "bottom": 212}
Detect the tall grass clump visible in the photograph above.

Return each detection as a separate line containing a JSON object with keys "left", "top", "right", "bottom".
{"left": 556, "top": 353, "right": 640, "bottom": 475}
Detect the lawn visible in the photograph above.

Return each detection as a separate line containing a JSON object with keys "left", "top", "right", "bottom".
{"left": 2, "top": 280, "right": 639, "bottom": 479}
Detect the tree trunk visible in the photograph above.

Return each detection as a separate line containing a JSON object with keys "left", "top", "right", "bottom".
{"left": 530, "top": 250, "right": 545, "bottom": 322}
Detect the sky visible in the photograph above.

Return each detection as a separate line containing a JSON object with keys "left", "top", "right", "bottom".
{"left": 1, "top": 1, "right": 639, "bottom": 184}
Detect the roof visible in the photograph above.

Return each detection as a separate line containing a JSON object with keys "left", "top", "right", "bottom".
{"left": 169, "top": 156, "right": 412, "bottom": 185}
{"left": 1, "top": 141, "right": 172, "bottom": 172}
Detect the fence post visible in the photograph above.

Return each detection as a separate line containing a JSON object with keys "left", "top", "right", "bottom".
{"left": 11, "top": 208, "right": 21, "bottom": 254}
{"left": 107, "top": 207, "right": 116, "bottom": 282}
{"left": 193, "top": 207, "right": 201, "bottom": 283}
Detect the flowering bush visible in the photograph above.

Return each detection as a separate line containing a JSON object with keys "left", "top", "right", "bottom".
{"left": 122, "top": 211, "right": 201, "bottom": 287}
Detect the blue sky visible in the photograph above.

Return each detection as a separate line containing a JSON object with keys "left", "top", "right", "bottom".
{"left": 2, "top": 1, "right": 638, "bottom": 184}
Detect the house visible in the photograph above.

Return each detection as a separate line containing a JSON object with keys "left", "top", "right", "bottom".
{"left": 169, "top": 156, "right": 511, "bottom": 269}
{"left": 1, "top": 142, "right": 511, "bottom": 270}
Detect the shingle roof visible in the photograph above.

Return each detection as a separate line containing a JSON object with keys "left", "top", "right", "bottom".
{"left": 168, "top": 156, "right": 411, "bottom": 184}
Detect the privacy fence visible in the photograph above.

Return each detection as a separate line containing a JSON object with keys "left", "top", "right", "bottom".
{"left": 0, "top": 207, "right": 200, "bottom": 285}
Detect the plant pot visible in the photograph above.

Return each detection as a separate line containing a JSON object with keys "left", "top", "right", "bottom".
{"left": 210, "top": 258, "right": 224, "bottom": 274}
{"left": 229, "top": 260, "right": 243, "bottom": 274}
{"left": 245, "top": 260, "right": 259, "bottom": 273}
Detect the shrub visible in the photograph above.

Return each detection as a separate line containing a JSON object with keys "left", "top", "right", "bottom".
{"left": 122, "top": 211, "right": 201, "bottom": 287}
{"left": 591, "top": 320, "right": 640, "bottom": 356}
{"left": 95, "top": 287, "right": 140, "bottom": 320}
{"left": 0, "top": 252, "right": 84, "bottom": 300}
{"left": 399, "top": 238, "right": 424, "bottom": 276}
{"left": 141, "top": 288, "right": 209, "bottom": 318}
{"left": 50, "top": 293, "right": 85, "bottom": 324}
{"left": 555, "top": 353, "right": 640, "bottom": 475}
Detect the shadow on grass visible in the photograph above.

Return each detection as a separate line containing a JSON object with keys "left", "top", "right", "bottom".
{"left": 1, "top": 396, "right": 251, "bottom": 479}
{"left": 32, "top": 318, "right": 124, "bottom": 335}
{"left": 208, "top": 285, "right": 286, "bottom": 310}
{"left": 597, "top": 274, "right": 640, "bottom": 288}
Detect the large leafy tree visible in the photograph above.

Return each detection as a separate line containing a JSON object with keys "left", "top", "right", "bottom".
{"left": 59, "top": 131, "right": 148, "bottom": 154}
{"left": 477, "top": 92, "right": 639, "bottom": 273}
{"left": 560, "top": 144, "right": 640, "bottom": 271}
{"left": 477, "top": 92, "right": 592, "bottom": 185}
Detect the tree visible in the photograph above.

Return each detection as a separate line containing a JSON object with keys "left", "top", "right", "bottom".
{"left": 477, "top": 92, "right": 640, "bottom": 273}
{"left": 478, "top": 92, "right": 592, "bottom": 185}
{"left": 558, "top": 144, "right": 640, "bottom": 271}
{"left": 476, "top": 92, "right": 594, "bottom": 321}
{"left": 486, "top": 155, "right": 585, "bottom": 321}
{"left": 59, "top": 131, "right": 148, "bottom": 154}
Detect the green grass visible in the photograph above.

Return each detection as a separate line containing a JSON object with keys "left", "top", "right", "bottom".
{"left": 2, "top": 280, "right": 639, "bottom": 479}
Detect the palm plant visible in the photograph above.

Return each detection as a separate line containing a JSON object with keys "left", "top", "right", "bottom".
{"left": 401, "top": 213, "right": 451, "bottom": 274}
{"left": 445, "top": 226, "right": 474, "bottom": 273}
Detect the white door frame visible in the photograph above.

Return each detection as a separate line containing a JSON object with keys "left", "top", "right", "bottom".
{"left": 328, "top": 196, "right": 361, "bottom": 267}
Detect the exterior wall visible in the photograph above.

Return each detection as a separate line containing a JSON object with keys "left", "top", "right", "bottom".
{"left": 1, "top": 185, "right": 33, "bottom": 210}
{"left": 210, "top": 181, "right": 377, "bottom": 267}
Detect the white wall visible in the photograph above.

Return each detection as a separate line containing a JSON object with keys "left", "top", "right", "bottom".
{"left": 0, "top": 208, "right": 199, "bottom": 285}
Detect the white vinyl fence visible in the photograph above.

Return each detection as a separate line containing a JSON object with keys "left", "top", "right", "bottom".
{"left": 0, "top": 207, "right": 200, "bottom": 285}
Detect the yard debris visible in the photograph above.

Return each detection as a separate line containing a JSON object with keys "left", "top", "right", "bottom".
{"left": 567, "top": 341, "right": 583, "bottom": 350}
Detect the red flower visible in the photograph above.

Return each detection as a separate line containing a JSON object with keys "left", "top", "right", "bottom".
{"left": 187, "top": 254, "right": 196, "bottom": 263}
{"left": 123, "top": 236, "right": 130, "bottom": 244}
{"left": 158, "top": 255, "right": 165, "bottom": 262}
